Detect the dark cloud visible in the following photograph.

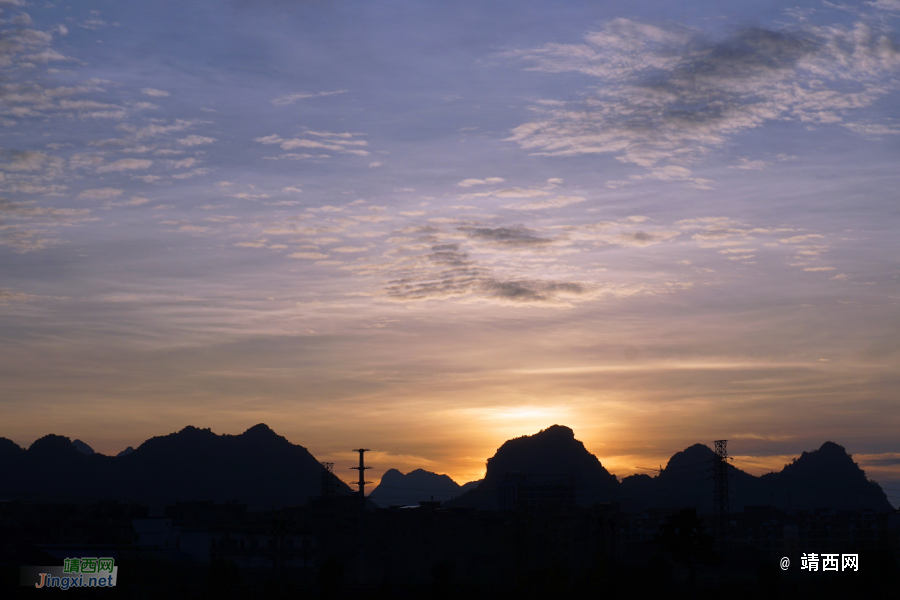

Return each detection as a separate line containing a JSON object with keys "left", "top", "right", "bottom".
{"left": 381, "top": 243, "right": 586, "bottom": 304}
{"left": 459, "top": 225, "right": 554, "bottom": 247}
{"left": 509, "top": 18, "right": 900, "bottom": 177}
{"left": 480, "top": 279, "right": 586, "bottom": 302}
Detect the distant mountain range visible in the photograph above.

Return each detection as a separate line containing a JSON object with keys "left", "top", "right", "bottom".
{"left": 0, "top": 424, "right": 352, "bottom": 510}
{"left": 616, "top": 440, "right": 894, "bottom": 513}
{"left": 71, "top": 439, "right": 95, "bottom": 455}
{"left": 0, "top": 423, "right": 892, "bottom": 513}
{"left": 368, "top": 468, "right": 481, "bottom": 507}
{"left": 446, "top": 425, "right": 893, "bottom": 513}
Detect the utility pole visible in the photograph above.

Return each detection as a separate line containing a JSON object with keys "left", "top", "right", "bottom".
{"left": 713, "top": 440, "right": 729, "bottom": 553}
{"left": 350, "top": 448, "right": 372, "bottom": 584}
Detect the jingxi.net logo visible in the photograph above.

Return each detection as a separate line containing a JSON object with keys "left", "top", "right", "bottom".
{"left": 21, "top": 557, "right": 118, "bottom": 589}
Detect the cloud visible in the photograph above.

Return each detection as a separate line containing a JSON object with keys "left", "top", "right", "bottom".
{"left": 132, "top": 175, "right": 162, "bottom": 183}
{"left": 263, "top": 153, "right": 324, "bottom": 160}
{"left": 172, "top": 168, "right": 210, "bottom": 180}
{"left": 3, "top": 182, "right": 66, "bottom": 194}
{"left": 105, "top": 196, "right": 151, "bottom": 208}
{"left": 506, "top": 18, "right": 900, "bottom": 181}
{"left": 0, "top": 289, "right": 35, "bottom": 304}
{"left": 0, "top": 151, "right": 49, "bottom": 172}
{"left": 0, "top": 27, "right": 54, "bottom": 69}
{"left": 271, "top": 90, "right": 348, "bottom": 106}
{"left": 119, "top": 119, "right": 194, "bottom": 139}
{"left": 234, "top": 240, "right": 268, "bottom": 248}
{"left": 779, "top": 234, "right": 824, "bottom": 244}
{"left": 96, "top": 158, "right": 153, "bottom": 173}
{"left": 169, "top": 157, "right": 197, "bottom": 169}
{"left": 177, "top": 135, "right": 216, "bottom": 146}
{"left": 504, "top": 195, "right": 586, "bottom": 210}
{"left": 231, "top": 193, "right": 271, "bottom": 200}
{"left": 478, "top": 279, "right": 588, "bottom": 303}
{"left": 0, "top": 198, "right": 90, "bottom": 220}
{"left": 331, "top": 246, "right": 370, "bottom": 253}
{"left": 306, "top": 131, "right": 360, "bottom": 138}
{"left": 842, "top": 122, "right": 900, "bottom": 136}
{"left": 369, "top": 161, "right": 382, "bottom": 168}
{"left": 567, "top": 217, "right": 685, "bottom": 248}
{"left": 10, "top": 13, "right": 32, "bottom": 26}
{"left": 77, "top": 188, "right": 123, "bottom": 200}
{"left": 602, "top": 230, "right": 681, "bottom": 247}
{"left": 346, "top": 239, "right": 640, "bottom": 306}
{"left": 79, "top": 19, "right": 109, "bottom": 31}
{"left": 0, "top": 198, "right": 92, "bottom": 252}
{"left": 141, "top": 88, "right": 169, "bottom": 97}
{"left": 870, "top": 0, "right": 900, "bottom": 11}
{"left": 465, "top": 186, "right": 551, "bottom": 199}
{"left": 457, "top": 177, "right": 505, "bottom": 187}
{"left": 21, "top": 49, "right": 76, "bottom": 64}
{"left": 251, "top": 204, "right": 826, "bottom": 308}
{"left": 281, "top": 186, "right": 303, "bottom": 193}
{"left": 730, "top": 158, "right": 769, "bottom": 170}
{"left": 460, "top": 225, "right": 556, "bottom": 248}
{"left": 255, "top": 133, "right": 369, "bottom": 156}
{"left": 370, "top": 242, "right": 588, "bottom": 304}
{"left": 351, "top": 214, "right": 392, "bottom": 223}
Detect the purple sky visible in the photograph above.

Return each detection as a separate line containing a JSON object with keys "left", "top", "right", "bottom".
{"left": 1, "top": 0, "right": 898, "bottom": 505}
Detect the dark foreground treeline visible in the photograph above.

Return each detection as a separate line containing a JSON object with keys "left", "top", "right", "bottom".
{"left": 1, "top": 497, "right": 898, "bottom": 600}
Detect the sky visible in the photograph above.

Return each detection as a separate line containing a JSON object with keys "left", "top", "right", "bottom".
{"left": 1, "top": 0, "right": 899, "bottom": 506}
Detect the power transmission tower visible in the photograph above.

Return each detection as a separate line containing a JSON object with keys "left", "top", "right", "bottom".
{"left": 350, "top": 449, "right": 372, "bottom": 584}
{"left": 321, "top": 462, "right": 337, "bottom": 497}
{"left": 713, "top": 439, "right": 729, "bottom": 552}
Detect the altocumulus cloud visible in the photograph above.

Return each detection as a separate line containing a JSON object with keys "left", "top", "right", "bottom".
{"left": 96, "top": 159, "right": 153, "bottom": 173}
{"left": 504, "top": 195, "right": 585, "bottom": 210}
{"left": 506, "top": 18, "right": 900, "bottom": 184}
{"left": 77, "top": 188, "right": 123, "bottom": 200}
{"left": 178, "top": 135, "right": 216, "bottom": 146}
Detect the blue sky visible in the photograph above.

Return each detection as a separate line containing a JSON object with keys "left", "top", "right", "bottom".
{"left": 1, "top": 0, "right": 899, "bottom": 504}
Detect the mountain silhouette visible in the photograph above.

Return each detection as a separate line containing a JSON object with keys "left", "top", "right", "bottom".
{"left": 1, "top": 424, "right": 891, "bottom": 513}
{"left": 71, "top": 439, "right": 95, "bottom": 455}
{"left": 445, "top": 427, "right": 891, "bottom": 513}
{"left": 368, "top": 468, "right": 466, "bottom": 507}
{"left": 446, "top": 424, "right": 620, "bottom": 510}
{"left": 757, "top": 441, "right": 892, "bottom": 511}
{"left": 459, "top": 479, "right": 482, "bottom": 493}
{"left": 619, "top": 443, "right": 763, "bottom": 513}
{"left": 0, "top": 424, "right": 352, "bottom": 510}
{"left": 617, "top": 441, "right": 892, "bottom": 513}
